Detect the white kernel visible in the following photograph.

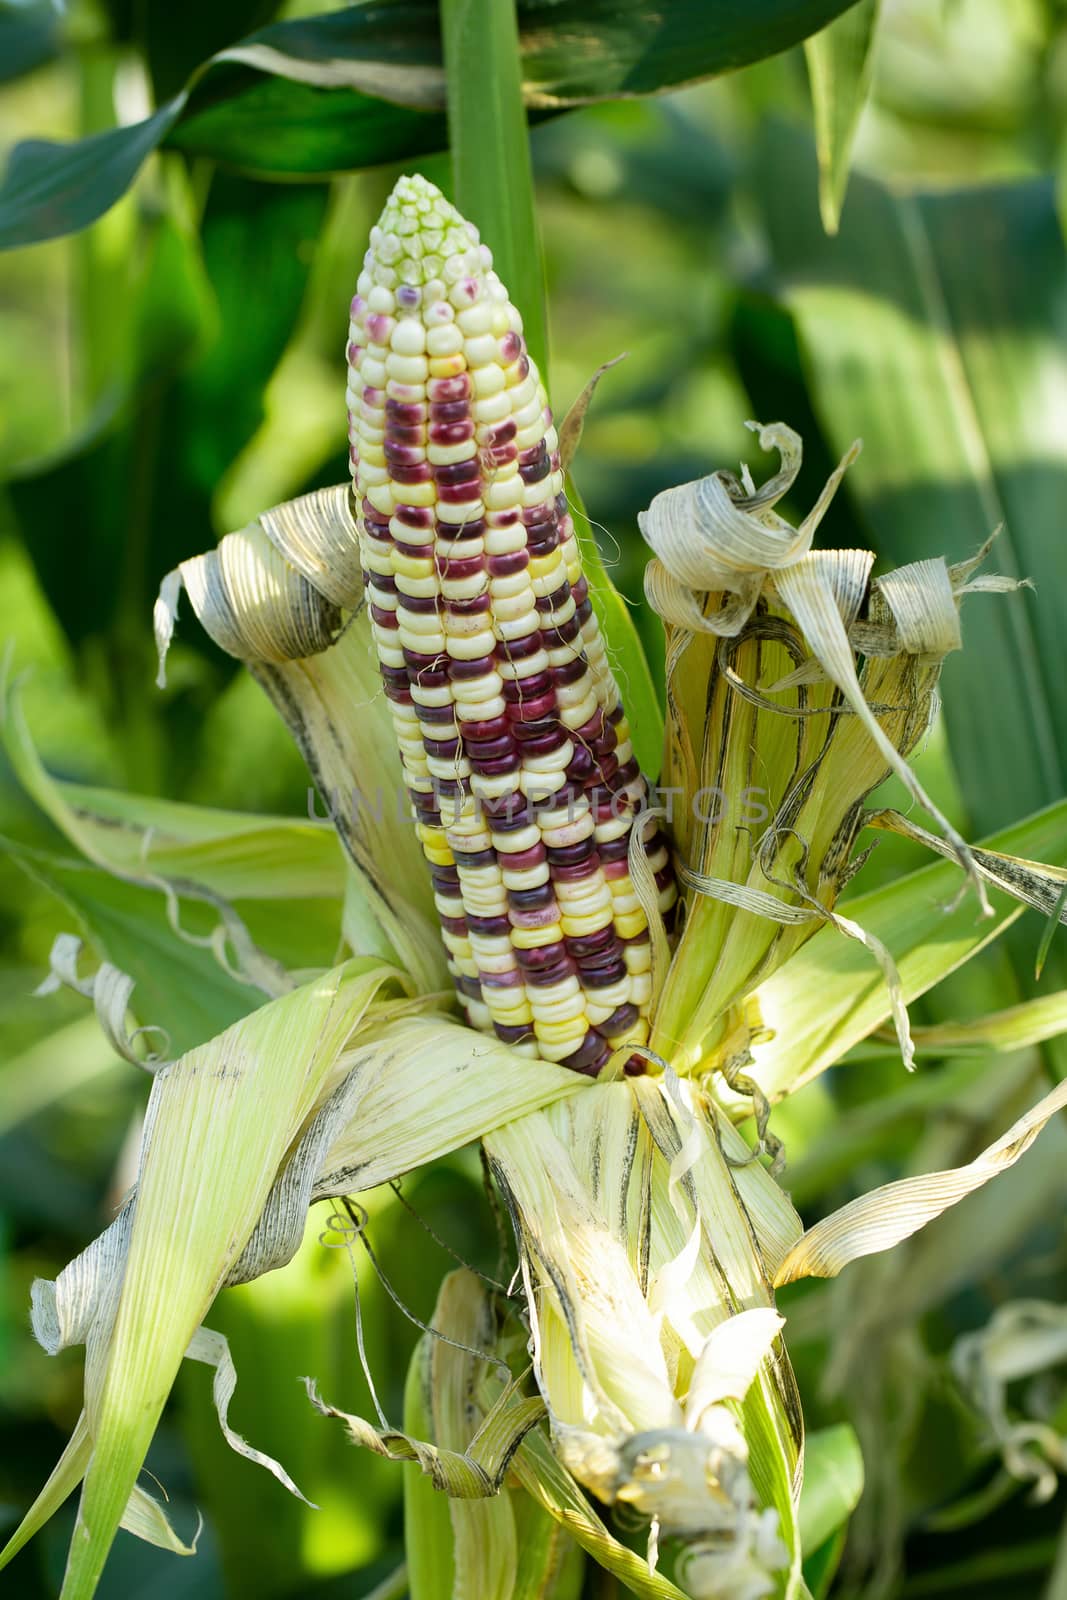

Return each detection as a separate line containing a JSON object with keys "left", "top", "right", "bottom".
{"left": 426, "top": 324, "right": 463, "bottom": 357}
{"left": 472, "top": 364, "right": 506, "bottom": 398}
{"left": 489, "top": 573, "right": 532, "bottom": 600}
{"left": 367, "top": 285, "right": 395, "bottom": 312}
{"left": 386, "top": 352, "right": 429, "bottom": 383}
{"left": 437, "top": 499, "right": 484, "bottom": 524}
{"left": 473, "top": 392, "right": 511, "bottom": 424}
{"left": 447, "top": 629, "right": 497, "bottom": 660}
{"left": 427, "top": 440, "right": 477, "bottom": 466}
{"left": 441, "top": 574, "right": 489, "bottom": 601}
{"left": 427, "top": 754, "right": 471, "bottom": 779}
{"left": 464, "top": 332, "right": 498, "bottom": 366}
{"left": 391, "top": 320, "right": 426, "bottom": 355}
{"left": 484, "top": 528, "right": 526, "bottom": 558}
{"left": 530, "top": 992, "right": 586, "bottom": 1024}
{"left": 444, "top": 609, "right": 489, "bottom": 639}
{"left": 498, "top": 649, "right": 550, "bottom": 681}
{"left": 484, "top": 474, "right": 524, "bottom": 511}
{"left": 489, "top": 591, "right": 533, "bottom": 623}
{"left": 457, "top": 695, "right": 506, "bottom": 723}
{"left": 453, "top": 672, "right": 503, "bottom": 703}
{"left": 495, "top": 611, "right": 539, "bottom": 641}
{"left": 456, "top": 302, "right": 492, "bottom": 333}
{"left": 501, "top": 860, "right": 550, "bottom": 889}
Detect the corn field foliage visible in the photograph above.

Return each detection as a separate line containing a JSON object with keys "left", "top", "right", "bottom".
{"left": 3, "top": 2, "right": 1067, "bottom": 1598}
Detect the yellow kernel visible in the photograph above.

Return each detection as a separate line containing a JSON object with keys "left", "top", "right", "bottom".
{"left": 510, "top": 924, "right": 561, "bottom": 949}
{"left": 560, "top": 908, "right": 614, "bottom": 937}
{"left": 391, "top": 479, "right": 436, "bottom": 507}
{"left": 533, "top": 1018, "right": 586, "bottom": 1048}
{"left": 614, "top": 910, "right": 649, "bottom": 939}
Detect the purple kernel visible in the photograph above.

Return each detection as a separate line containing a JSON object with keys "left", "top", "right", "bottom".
{"left": 391, "top": 462, "right": 433, "bottom": 485}
{"left": 508, "top": 882, "right": 554, "bottom": 910}
{"left": 438, "top": 554, "right": 484, "bottom": 580}
{"left": 507, "top": 691, "right": 557, "bottom": 722}
{"left": 601, "top": 1003, "right": 640, "bottom": 1038}
{"left": 499, "top": 633, "right": 544, "bottom": 661}
{"left": 431, "top": 421, "right": 475, "bottom": 447}
{"left": 395, "top": 504, "right": 436, "bottom": 529}
{"left": 428, "top": 375, "right": 471, "bottom": 402}
{"left": 560, "top": 1032, "right": 611, "bottom": 1076}
{"left": 452, "top": 846, "right": 499, "bottom": 868}
{"left": 481, "top": 968, "right": 523, "bottom": 988}
{"left": 516, "top": 728, "right": 567, "bottom": 757}
{"left": 565, "top": 927, "right": 618, "bottom": 959}
{"left": 435, "top": 459, "right": 480, "bottom": 487}
{"left": 546, "top": 840, "right": 597, "bottom": 867}
{"left": 551, "top": 860, "right": 600, "bottom": 884}
{"left": 446, "top": 595, "right": 491, "bottom": 618}
{"left": 468, "top": 753, "right": 522, "bottom": 776}
{"left": 494, "top": 1022, "right": 536, "bottom": 1045}
{"left": 384, "top": 441, "right": 425, "bottom": 467}
{"left": 461, "top": 715, "right": 510, "bottom": 743}
{"left": 438, "top": 481, "right": 483, "bottom": 505}
{"left": 386, "top": 398, "right": 427, "bottom": 422}
{"left": 418, "top": 705, "right": 456, "bottom": 727}
{"left": 397, "top": 594, "right": 438, "bottom": 615}
{"left": 449, "top": 655, "right": 496, "bottom": 679}
{"left": 487, "top": 552, "right": 529, "bottom": 578}
{"left": 510, "top": 904, "right": 561, "bottom": 931}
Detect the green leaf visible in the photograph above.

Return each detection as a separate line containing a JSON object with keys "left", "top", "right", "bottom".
{"left": 759, "top": 138, "right": 1067, "bottom": 839}
{"left": 749, "top": 799, "right": 1067, "bottom": 1101}
{"left": 0, "top": 100, "right": 186, "bottom": 250}
{"left": 804, "top": 0, "right": 880, "bottom": 233}
{"left": 0, "top": 0, "right": 865, "bottom": 248}
{"left": 0, "top": 0, "right": 60, "bottom": 85}
{"left": 569, "top": 481, "right": 665, "bottom": 779}
{"left": 757, "top": 135, "right": 1067, "bottom": 1069}
{"left": 442, "top": 0, "right": 546, "bottom": 375}
{"left": 798, "top": 1424, "right": 864, "bottom": 1556}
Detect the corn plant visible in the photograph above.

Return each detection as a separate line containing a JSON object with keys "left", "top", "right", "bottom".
{"left": 3, "top": 163, "right": 1067, "bottom": 1600}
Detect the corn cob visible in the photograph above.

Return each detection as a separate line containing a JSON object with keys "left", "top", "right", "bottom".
{"left": 346, "top": 174, "right": 676, "bottom": 1074}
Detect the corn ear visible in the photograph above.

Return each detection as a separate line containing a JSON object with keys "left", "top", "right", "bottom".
{"left": 347, "top": 173, "right": 675, "bottom": 1073}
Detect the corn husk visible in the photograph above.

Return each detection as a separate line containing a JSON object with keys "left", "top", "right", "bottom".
{"left": 485, "top": 1077, "right": 804, "bottom": 1599}
{"left": 0, "top": 947, "right": 591, "bottom": 1599}
{"left": 154, "top": 486, "right": 445, "bottom": 990}
{"left": 639, "top": 422, "right": 1025, "bottom": 1077}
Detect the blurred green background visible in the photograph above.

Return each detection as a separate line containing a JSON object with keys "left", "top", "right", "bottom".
{"left": 3, "top": 0, "right": 1067, "bottom": 1595}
